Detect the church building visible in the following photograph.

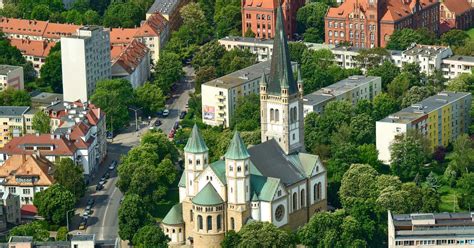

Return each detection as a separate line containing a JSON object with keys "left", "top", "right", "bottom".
{"left": 161, "top": 5, "right": 327, "bottom": 247}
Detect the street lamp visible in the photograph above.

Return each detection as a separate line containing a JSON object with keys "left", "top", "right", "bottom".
{"left": 128, "top": 107, "right": 143, "bottom": 132}
{"left": 66, "top": 209, "right": 75, "bottom": 232}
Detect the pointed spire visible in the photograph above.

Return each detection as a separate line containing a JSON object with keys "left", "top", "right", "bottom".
{"left": 252, "top": 192, "right": 259, "bottom": 202}
{"left": 259, "top": 70, "right": 267, "bottom": 86}
{"left": 184, "top": 124, "right": 208, "bottom": 153}
{"left": 297, "top": 65, "right": 303, "bottom": 84}
{"left": 225, "top": 131, "right": 250, "bottom": 160}
{"left": 267, "top": 3, "right": 297, "bottom": 95}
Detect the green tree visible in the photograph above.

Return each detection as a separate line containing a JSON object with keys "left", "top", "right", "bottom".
{"left": 457, "top": 173, "right": 474, "bottom": 210}
{"left": 339, "top": 164, "right": 379, "bottom": 210}
{"left": 118, "top": 194, "right": 151, "bottom": 241}
{"left": 367, "top": 61, "right": 400, "bottom": 90}
{"left": 231, "top": 94, "right": 260, "bottom": 131}
{"left": 31, "top": 4, "right": 51, "bottom": 20}
{"left": 453, "top": 40, "right": 474, "bottom": 56}
{"left": 288, "top": 42, "right": 308, "bottom": 64}
{"left": 180, "top": 2, "right": 212, "bottom": 44}
{"left": 0, "top": 88, "right": 31, "bottom": 106}
{"left": 214, "top": 5, "right": 241, "bottom": 38}
{"left": 153, "top": 52, "right": 184, "bottom": 95}
{"left": 219, "top": 48, "right": 256, "bottom": 75}
{"left": 56, "top": 226, "right": 68, "bottom": 241}
{"left": 298, "top": 210, "right": 346, "bottom": 247}
{"left": 53, "top": 158, "right": 85, "bottom": 200}
{"left": 134, "top": 83, "right": 165, "bottom": 115}
{"left": 390, "top": 131, "right": 429, "bottom": 181}
{"left": 132, "top": 224, "right": 169, "bottom": 247}
{"left": 441, "top": 29, "right": 469, "bottom": 47}
{"left": 354, "top": 47, "right": 390, "bottom": 71}
{"left": 90, "top": 79, "right": 134, "bottom": 132}
{"left": 103, "top": 2, "right": 142, "bottom": 28}
{"left": 372, "top": 93, "right": 399, "bottom": 121}
{"left": 237, "top": 221, "right": 294, "bottom": 248}
{"left": 244, "top": 28, "right": 255, "bottom": 37}
{"left": 83, "top": 9, "right": 101, "bottom": 25}
{"left": 296, "top": 2, "right": 328, "bottom": 42}
{"left": 221, "top": 230, "right": 241, "bottom": 248}
{"left": 446, "top": 73, "right": 474, "bottom": 92}
{"left": 195, "top": 66, "right": 217, "bottom": 94}
{"left": 350, "top": 113, "right": 375, "bottom": 145}
{"left": 387, "top": 28, "right": 437, "bottom": 50}
{"left": 192, "top": 40, "right": 226, "bottom": 70}
{"left": 9, "top": 221, "right": 50, "bottom": 241}
{"left": 401, "top": 86, "right": 433, "bottom": 108}
{"left": 448, "top": 134, "right": 474, "bottom": 176}
{"left": 32, "top": 110, "right": 51, "bottom": 134}
{"left": 387, "top": 73, "right": 411, "bottom": 100}
{"left": 34, "top": 184, "right": 75, "bottom": 225}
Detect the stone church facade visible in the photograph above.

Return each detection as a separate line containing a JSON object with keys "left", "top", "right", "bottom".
{"left": 161, "top": 5, "right": 327, "bottom": 247}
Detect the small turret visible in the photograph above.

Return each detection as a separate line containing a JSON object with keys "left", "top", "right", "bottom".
{"left": 184, "top": 124, "right": 209, "bottom": 197}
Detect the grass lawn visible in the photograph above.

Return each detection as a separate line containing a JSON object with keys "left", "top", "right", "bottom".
{"left": 439, "top": 185, "right": 463, "bottom": 212}
{"left": 466, "top": 28, "right": 474, "bottom": 41}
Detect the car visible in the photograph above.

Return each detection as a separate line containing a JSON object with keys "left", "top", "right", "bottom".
{"left": 106, "top": 131, "right": 114, "bottom": 139}
{"left": 82, "top": 210, "right": 89, "bottom": 219}
{"left": 87, "top": 198, "right": 94, "bottom": 206}
{"left": 96, "top": 184, "right": 103, "bottom": 191}
{"left": 162, "top": 109, "right": 170, "bottom": 117}
{"left": 157, "top": 110, "right": 163, "bottom": 116}
{"left": 168, "top": 132, "right": 175, "bottom": 139}
{"left": 154, "top": 120, "right": 162, "bottom": 127}
{"left": 108, "top": 161, "right": 117, "bottom": 170}
{"left": 79, "top": 221, "right": 87, "bottom": 230}
{"left": 179, "top": 111, "right": 187, "bottom": 119}
{"left": 85, "top": 205, "right": 92, "bottom": 213}
{"left": 173, "top": 121, "right": 180, "bottom": 130}
{"left": 99, "top": 179, "right": 106, "bottom": 185}
{"left": 104, "top": 172, "right": 110, "bottom": 179}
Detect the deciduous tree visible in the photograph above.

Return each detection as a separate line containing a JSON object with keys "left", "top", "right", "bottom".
{"left": 32, "top": 110, "right": 51, "bottom": 134}
{"left": 390, "top": 131, "right": 429, "bottom": 181}
{"left": 9, "top": 221, "right": 49, "bottom": 241}
{"left": 118, "top": 194, "right": 151, "bottom": 241}
{"left": 132, "top": 224, "right": 169, "bottom": 247}
{"left": 34, "top": 184, "right": 75, "bottom": 225}
{"left": 53, "top": 158, "right": 85, "bottom": 200}
{"left": 134, "top": 82, "right": 165, "bottom": 115}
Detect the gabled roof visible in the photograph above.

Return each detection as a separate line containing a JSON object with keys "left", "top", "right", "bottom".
{"left": 135, "top": 13, "right": 168, "bottom": 37}
{"left": 184, "top": 124, "right": 208, "bottom": 153}
{"left": 192, "top": 183, "right": 224, "bottom": 206}
{"left": 112, "top": 39, "right": 149, "bottom": 74}
{"left": 178, "top": 172, "right": 186, "bottom": 188}
{"left": 0, "top": 154, "right": 54, "bottom": 187}
{"left": 162, "top": 203, "right": 183, "bottom": 225}
{"left": 442, "top": 0, "right": 472, "bottom": 15}
{"left": 210, "top": 160, "right": 226, "bottom": 184}
{"left": 224, "top": 131, "right": 250, "bottom": 160}
{"left": 250, "top": 174, "right": 280, "bottom": 202}
{"left": 268, "top": 5, "right": 297, "bottom": 95}
{"left": 0, "top": 134, "right": 79, "bottom": 156}
{"left": 9, "top": 39, "right": 55, "bottom": 57}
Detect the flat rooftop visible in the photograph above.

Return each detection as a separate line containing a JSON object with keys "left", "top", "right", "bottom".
{"left": 31, "top": 92, "right": 63, "bottom": 105}
{"left": 147, "top": 0, "right": 179, "bottom": 15}
{"left": 204, "top": 60, "right": 271, "bottom": 89}
{"left": 443, "top": 55, "right": 474, "bottom": 63}
{"left": 71, "top": 234, "right": 95, "bottom": 241}
{"left": 379, "top": 92, "right": 471, "bottom": 124}
{"left": 219, "top": 36, "right": 274, "bottom": 45}
{"left": 0, "top": 106, "right": 29, "bottom": 117}
{"left": 9, "top": 236, "right": 33, "bottom": 243}
{"left": 0, "top": 65, "right": 22, "bottom": 75}
{"left": 303, "top": 75, "right": 380, "bottom": 106}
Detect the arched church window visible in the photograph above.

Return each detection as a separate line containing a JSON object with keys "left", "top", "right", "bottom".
{"left": 301, "top": 189, "right": 305, "bottom": 207}
{"left": 190, "top": 210, "right": 193, "bottom": 221}
{"left": 292, "top": 192, "right": 297, "bottom": 211}
{"left": 237, "top": 166, "right": 241, "bottom": 172}
{"left": 230, "top": 217, "right": 235, "bottom": 230}
{"left": 198, "top": 215, "right": 203, "bottom": 230}
{"left": 230, "top": 165, "right": 233, "bottom": 172}
{"left": 217, "top": 215, "right": 222, "bottom": 230}
{"left": 207, "top": 216, "right": 213, "bottom": 230}
{"left": 196, "top": 159, "right": 201, "bottom": 165}
{"left": 313, "top": 183, "right": 317, "bottom": 201}
{"left": 275, "top": 109, "right": 279, "bottom": 122}
{"left": 270, "top": 109, "right": 274, "bottom": 121}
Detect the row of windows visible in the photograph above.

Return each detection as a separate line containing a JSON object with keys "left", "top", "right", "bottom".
{"left": 291, "top": 183, "right": 322, "bottom": 211}
{"left": 196, "top": 215, "right": 223, "bottom": 231}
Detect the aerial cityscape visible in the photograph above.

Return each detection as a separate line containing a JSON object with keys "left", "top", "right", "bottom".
{"left": 0, "top": 0, "right": 473, "bottom": 247}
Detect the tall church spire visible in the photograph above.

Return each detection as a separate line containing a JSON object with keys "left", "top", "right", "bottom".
{"left": 267, "top": 4, "right": 297, "bottom": 95}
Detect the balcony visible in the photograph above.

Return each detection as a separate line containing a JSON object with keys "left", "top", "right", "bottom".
{"left": 217, "top": 102, "right": 225, "bottom": 107}
{"left": 216, "top": 94, "right": 225, "bottom": 100}
{"left": 217, "top": 110, "right": 225, "bottom": 115}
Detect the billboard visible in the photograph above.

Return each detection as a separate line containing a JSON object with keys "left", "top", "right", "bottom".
{"left": 203, "top": 105, "right": 215, "bottom": 120}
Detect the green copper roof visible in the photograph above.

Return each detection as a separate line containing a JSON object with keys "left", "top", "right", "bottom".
{"left": 178, "top": 172, "right": 186, "bottom": 188}
{"left": 224, "top": 131, "right": 250, "bottom": 160}
{"left": 268, "top": 4, "right": 297, "bottom": 95}
{"left": 210, "top": 160, "right": 226, "bottom": 184}
{"left": 162, "top": 203, "right": 183, "bottom": 225}
{"left": 184, "top": 124, "right": 208, "bottom": 153}
{"left": 251, "top": 192, "right": 259, "bottom": 201}
{"left": 192, "top": 183, "right": 224, "bottom": 206}
{"left": 250, "top": 174, "right": 280, "bottom": 202}
{"left": 260, "top": 70, "right": 268, "bottom": 86}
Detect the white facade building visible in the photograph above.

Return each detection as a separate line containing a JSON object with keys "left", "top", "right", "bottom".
{"left": 303, "top": 75, "right": 382, "bottom": 116}
{"left": 111, "top": 39, "right": 150, "bottom": 88}
{"left": 0, "top": 65, "right": 23, "bottom": 91}
{"left": 393, "top": 44, "right": 453, "bottom": 76}
{"left": 441, "top": 55, "right": 474, "bottom": 80}
{"left": 61, "top": 26, "right": 111, "bottom": 102}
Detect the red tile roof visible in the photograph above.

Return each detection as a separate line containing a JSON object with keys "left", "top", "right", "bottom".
{"left": 0, "top": 134, "right": 78, "bottom": 156}
{"left": 0, "top": 18, "right": 48, "bottom": 36}
{"left": 0, "top": 155, "right": 54, "bottom": 187}
{"left": 243, "top": 0, "right": 278, "bottom": 9}
{"left": 442, "top": 0, "right": 472, "bottom": 15}
{"left": 21, "top": 204, "right": 38, "bottom": 216}
{"left": 43, "top": 22, "right": 80, "bottom": 39}
{"left": 109, "top": 28, "right": 137, "bottom": 44}
{"left": 9, "top": 39, "right": 56, "bottom": 57}
{"left": 135, "top": 13, "right": 168, "bottom": 37}
{"left": 112, "top": 39, "right": 149, "bottom": 74}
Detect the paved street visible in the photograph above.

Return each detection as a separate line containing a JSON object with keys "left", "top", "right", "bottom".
{"left": 68, "top": 66, "right": 194, "bottom": 241}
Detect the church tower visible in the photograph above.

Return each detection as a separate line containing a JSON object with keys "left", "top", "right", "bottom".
{"left": 183, "top": 124, "right": 209, "bottom": 197}
{"left": 225, "top": 131, "right": 251, "bottom": 231}
{"left": 260, "top": 4, "right": 304, "bottom": 155}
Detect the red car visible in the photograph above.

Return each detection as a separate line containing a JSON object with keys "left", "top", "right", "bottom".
{"left": 168, "top": 130, "right": 175, "bottom": 138}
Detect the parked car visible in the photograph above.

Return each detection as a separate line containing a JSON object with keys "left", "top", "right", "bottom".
{"left": 96, "top": 184, "right": 103, "bottom": 191}
{"left": 162, "top": 109, "right": 170, "bottom": 117}
{"left": 157, "top": 110, "right": 163, "bottom": 116}
{"left": 179, "top": 111, "right": 187, "bottom": 119}
{"left": 104, "top": 172, "right": 110, "bottom": 179}
{"left": 174, "top": 121, "right": 180, "bottom": 130}
{"left": 108, "top": 161, "right": 117, "bottom": 170}
{"left": 87, "top": 198, "right": 95, "bottom": 206}
{"left": 106, "top": 131, "right": 113, "bottom": 139}
{"left": 168, "top": 132, "right": 175, "bottom": 139}
{"left": 79, "top": 221, "right": 87, "bottom": 230}
{"left": 154, "top": 120, "right": 162, "bottom": 126}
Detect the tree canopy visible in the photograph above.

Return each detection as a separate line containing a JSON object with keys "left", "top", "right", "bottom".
{"left": 53, "top": 158, "right": 85, "bottom": 200}
{"left": 32, "top": 110, "right": 51, "bottom": 134}
{"left": 34, "top": 184, "right": 76, "bottom": 225}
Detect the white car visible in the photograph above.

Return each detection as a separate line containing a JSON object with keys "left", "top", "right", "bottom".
{"left": 162, "top": 109, "right": 170, "bottom": 117}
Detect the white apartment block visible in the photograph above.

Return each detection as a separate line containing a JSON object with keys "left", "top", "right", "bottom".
{"left": 303, "top": 75, "right": 382, "bottom": 116}
{"left": 376, "top": 92, "right": 471, "bottom": 164}
{"left": 61, "top": 26, "right": 111, "bottom": 102}
{"left": 111, "top": 39, "right": 150, "bottom": 88}
{"left": 388, "top": 211, "right": 474, "bottom": 247}
{"left": 442, "top": 55, "right": 474, "bottom": 80}
{"left": 392, "top": 44, "right": 453, "bottom": 76}
{"left": 218, "top": 36, "right": 333, "bottom": 62}
{"left": 0, "top": 65, "right": 23, "bottom": 91}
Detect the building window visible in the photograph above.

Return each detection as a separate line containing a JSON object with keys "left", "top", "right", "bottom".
{"left": 340, "top": 32, "right": 345, "bottom": 38}
{"left": 267, "top": 15, "right": 271, "bottom": 20}
{"left": 23, "top": 189, "right": 30, "bottom": 195}
{"left": 217, "top": 214, "right": 222, "bottom": 230}
{"left": 189, "top": 159, "right": 192, "bottom": 165}
{"left": 292, "top": 192, "right": 297, "bottom": 211}
{"left": 270, "top": 109, "right": 274, "bottom": 121}
{"left": 230, "top": 217, "right": 235, "bottom": 230}
{"left": 207, "top": 216, "right": 213, "bottom": 230}
{"left": 8, "top": 187, "right": 15, "bottom": 194}
{"left": 190, "top": 210, "right": 193, "bottom": 221}
{"left": 275, "top": 109, "right": 279, "bottom": 122}
{"left": 198, "top": 215, "right": 203, "bottom": 230}
{"left": 328, "top": 31, "right": 332, "bottom": 37}
{"left": 275, "top": 204, "right": 284, "bottom": 221}
{"left": 237, "top": 166, "right": 241, "bottom": 172}
{"left": 257, "top": 14, "right": 260, "bottom": 20}
{"left": 301, "top": 189, "right": 305, "bottom": 207}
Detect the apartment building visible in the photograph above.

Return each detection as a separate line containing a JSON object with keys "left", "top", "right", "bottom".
{"left": 9, "top": 39, "right": 55, "bottom": 74}
{"left": 391, "top": 44, "right": 453, "bottom": 76}
{"left": 376, "top": 92, "right": 472, "bottom": 164}
{"left": 0, "top": 65, "right": 23, "bottom": 91}
{"left": 0, "top": 192, "right": 20, "bottom": 226}
{"left": 440, "top": 0, "right": 474, "bottom": 32}
{"left": 111, "top": 39, "right": 150, "bottom": 88}
{"left": 218, "top": 36, "right": 334, "bottom": 62}
{"left": 442, "top": 55, "right": 474, "bottom": 80}
{"left": 6, "top": 234, "right": 119, "bottom": 248}
{"left": 61, "top": 26, "right": 111, "bottom": 102}
{"left": 0, "top": 154, "right": 54, "bottom": 206}
{"left": 0, "top": 107, "right": 35, "bottom": 148}
{"left": 325, "top": 0, "right": 439, "bottom": 48}
{"left": 30, "top": 92, "right": 63, "bottom": 109}
{"left": 388, "top": 211, "right": 474, "bottom": 247}
{"left": 202, "top": 60, "right": 298, "bottom": 127}
{"left": 242, "top": 0, "right": 305, "bottom": 40}
{"left": 146, "top": 0, "right": 190, "bottom": 31}
{"left": 303, "top": 75, "right": 382, "bottom": 116}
